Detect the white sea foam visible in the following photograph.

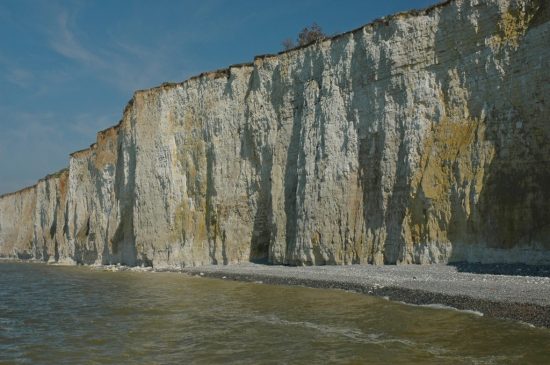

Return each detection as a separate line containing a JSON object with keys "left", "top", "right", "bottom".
{"left": 253, "top": 313, "right": 416, "bottom": 346}
{"left": 399, "top": 302, "right": 484, "bottom": 316}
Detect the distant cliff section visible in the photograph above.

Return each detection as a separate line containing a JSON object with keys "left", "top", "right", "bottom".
{"left": 1, "top": 0, "right": 549, "bottom": 268}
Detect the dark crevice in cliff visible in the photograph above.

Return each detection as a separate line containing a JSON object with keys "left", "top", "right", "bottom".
{"left": 205, "top": 143, "right": 220, "bottom": 264}
{"left": 241, "top": 67, "right": 272, "bottom": 264}
{"left": 282, "top": 56, "right": 315, "bottom": 265}
{"left": 111, "top": 128, "right": 140, "bottom": 266}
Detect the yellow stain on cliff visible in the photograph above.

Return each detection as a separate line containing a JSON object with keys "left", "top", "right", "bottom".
{"left": 406, "top": 116, "right": 490, "bottom": 246}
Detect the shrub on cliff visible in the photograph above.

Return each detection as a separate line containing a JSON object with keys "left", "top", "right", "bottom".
{"left": 282, "top": 22, "right": 327, "bottom": 50}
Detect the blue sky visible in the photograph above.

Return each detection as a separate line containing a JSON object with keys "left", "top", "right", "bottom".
{"left": 0, "top": 0, "right": 439, "bottom": 194}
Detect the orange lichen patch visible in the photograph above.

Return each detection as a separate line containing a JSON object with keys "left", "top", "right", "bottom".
{"left": 58, "top": 169, "right": 69, "bottom": 200}
{"left": 131, "top": 88, "right": 149, "bottom": 106}
{"left": 97, "top": 122, "right": 121, "bottom": 137}
{"left": 94, "top": 126, "right": 118, "bottom": 170}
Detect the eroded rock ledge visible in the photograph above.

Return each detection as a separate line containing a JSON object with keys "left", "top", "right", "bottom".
{"left": 1, "top": 0, "right": 549, "bottom": 268}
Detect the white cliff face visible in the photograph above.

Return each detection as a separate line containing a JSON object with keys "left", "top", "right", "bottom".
{"left": 33, "top": 171, "right": 68, "bottom": 263}
{"left": 0, "top": 187, "right": 36, "bottom": 259}
{"left": 1, "top": 0, "right": 549, "bottom": 267}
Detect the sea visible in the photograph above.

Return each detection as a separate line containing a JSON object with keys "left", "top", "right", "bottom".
{"left": 1, "top": 262, "right": 549, "bottom": 364}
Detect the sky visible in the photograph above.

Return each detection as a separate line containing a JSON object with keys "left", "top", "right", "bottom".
{"left": 0, "top": 0, "right": 440, "bottom": 195}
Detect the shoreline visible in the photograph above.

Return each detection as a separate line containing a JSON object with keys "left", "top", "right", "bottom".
{"left": 2, "top": 258, "right": 550, "bottom": 327}
{"left": 178, "top": 263, "right": 550, "bottom": 328}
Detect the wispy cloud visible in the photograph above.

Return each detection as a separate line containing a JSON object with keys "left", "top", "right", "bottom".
{"left": 43, "top": 1, "right": 264, "bottom": 93}
{"left": 46, "top": 6, "right": 191, "bottom": 93}
{"left": 0, "top": 0, "right": 265, "bottom": 194}
{"left": 50, "top": 10, "right": 104, "bottom": 68}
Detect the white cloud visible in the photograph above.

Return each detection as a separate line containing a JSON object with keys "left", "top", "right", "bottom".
{"left": 49, "top": 10, "right": 105, "bottom": 68}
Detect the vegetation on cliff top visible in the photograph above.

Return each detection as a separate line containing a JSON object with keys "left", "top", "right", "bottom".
{"left": 282, "top": 22, "right": 327, "bottom": 50}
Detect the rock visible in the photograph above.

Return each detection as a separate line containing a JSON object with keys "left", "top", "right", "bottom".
{"left": 1, "top": 0, "right": 549, "bottom": 267}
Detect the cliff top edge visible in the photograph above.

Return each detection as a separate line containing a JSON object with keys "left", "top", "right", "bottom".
{"left": 1, "top": 0, "right": 454, "bottom": 199}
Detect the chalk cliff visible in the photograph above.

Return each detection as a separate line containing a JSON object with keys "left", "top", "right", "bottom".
{"left": 1, "top": 0, "right": 549, "bottom": 267}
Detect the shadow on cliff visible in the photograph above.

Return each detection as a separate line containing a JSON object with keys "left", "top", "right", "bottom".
{"left": 243, "top": 50, "right": 319, "bottom": 265}
{"left": 432, "top": 1, "right": 550, "bottom": 262}
{"left": 108, "top": 130, "right": 141, "bottom": 266}
{"left": 280, "top": 58, "right": 309, "bottom": 265}
{"left": 351, "top": 24, "right": 411, "bottom": 264}
{"left": 241, "top": 67, "right": 273, "bottom": 264}
{"left": 350, "top": 1, "right": 550, "bottom": 265}
{"left": 282, "top": 48, "right": 328, "bottom": 265}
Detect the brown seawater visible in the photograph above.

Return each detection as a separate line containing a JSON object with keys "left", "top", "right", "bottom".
{"left": 1, "top": 262, "right": 549, "bottom": 364}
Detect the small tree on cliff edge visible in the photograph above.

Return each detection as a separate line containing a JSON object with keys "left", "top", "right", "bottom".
{"left": 282, "top": 22, "right": 326, "bottom": 50}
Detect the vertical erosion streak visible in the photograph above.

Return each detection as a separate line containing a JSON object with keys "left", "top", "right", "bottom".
{"left": 283, "top": 91, "right": 304, "bottom": 265}
{"left": 242, "top": 66, "right": 274, "bottom": 264}
{"left": 111, "top": 122, "right": 139, "bottom": 266}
